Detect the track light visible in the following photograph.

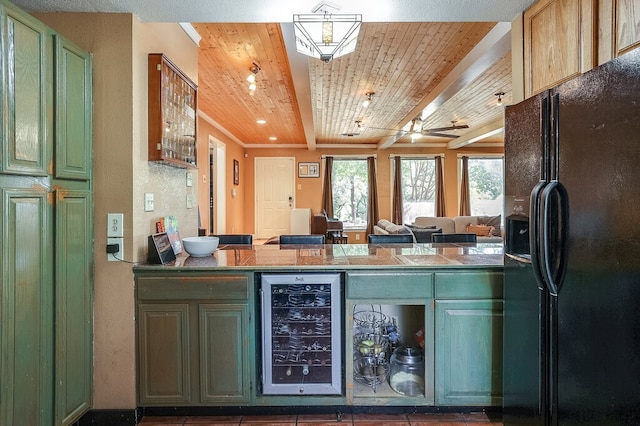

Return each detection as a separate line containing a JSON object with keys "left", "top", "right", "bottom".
{"left": 495, "top": 92, "right": 505, "bottom": 106}
{"left": 362, "top": 92, "right": 374, "bottom": 108}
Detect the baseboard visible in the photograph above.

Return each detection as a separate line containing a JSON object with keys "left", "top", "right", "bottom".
{"left": 76, "top": 409, "right": 139, "bottom": 426}
{"left": 77, "top": 405, "right": 501, "bottom": 425}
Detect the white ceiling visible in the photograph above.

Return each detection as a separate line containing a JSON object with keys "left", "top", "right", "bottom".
{"left": 13, "top": 0, "right": 535, "bottom": 23}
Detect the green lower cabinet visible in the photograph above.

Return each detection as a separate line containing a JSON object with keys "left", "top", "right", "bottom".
{"left": 1, "top": 187, "right": 54, "bottom": 426}
{"left": 434, "top": 299, "right": 503, "bottom": 406}
{"left": 137, "top": 303, "right": 191, "bottom": 405}
{"left": 199, "top": 304, "right": 250, "bottom": 403}
{"left": 54, "top": 189, "right": 93, "bottom": 425}
{"left": 135, "top": 273, "right": 253, "bottom": 406}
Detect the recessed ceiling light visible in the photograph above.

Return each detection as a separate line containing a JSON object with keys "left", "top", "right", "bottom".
{"left": 269, "top": 136, "right": 277, "bottom": 141}
{"left": 256, "top": 119, "right": 267, "bottom": 124}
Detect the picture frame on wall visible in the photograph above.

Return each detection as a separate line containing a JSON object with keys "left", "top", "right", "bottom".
{"left": 233, "top": 159, "right": 239, "bottom": 185}
{"left": 298, "top": 162, "right": 320, "bottom": 178}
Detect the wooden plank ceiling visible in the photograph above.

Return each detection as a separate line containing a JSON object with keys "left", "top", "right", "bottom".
{"left": 194, "top": 21, "right": 511, "bottom": 150}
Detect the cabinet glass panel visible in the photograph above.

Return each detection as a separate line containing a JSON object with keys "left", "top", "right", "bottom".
{"left": 148, "top": 54, "right": 197, "bottom": 168}
{"left": 261, "top": 273, "right": 342, "bottom": 395}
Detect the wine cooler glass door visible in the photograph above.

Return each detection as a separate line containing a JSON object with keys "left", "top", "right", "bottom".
{"left": 261, "top": 273, "right": 342, "bottom": 395}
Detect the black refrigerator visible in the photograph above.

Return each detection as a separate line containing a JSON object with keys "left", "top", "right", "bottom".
{"left": 503, "top": 48, "right": 640, "bottom": 425}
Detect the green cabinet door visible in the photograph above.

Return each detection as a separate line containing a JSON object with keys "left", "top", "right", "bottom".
{"left": 0, "top": 1, "right": 52, "bottom": 176}
{"left": 1, "top": 187, "right": 54, "bottom": 426}
{"left": 434, "top": 299, "right": 503, "bottom": 406}
{"left": 54, "top": 189, "right": 92, "bottom": 425}
{"left": 137, "top": 303, "right": 191, "bottom": 405}
{"left": 54, "top": 35, "right": 92, "bottom": 180}
{"left": 199, "top": 304, "right": 251, "bottom": 403}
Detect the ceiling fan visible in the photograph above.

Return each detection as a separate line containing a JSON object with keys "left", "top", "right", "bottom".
{"left": 342, "top": 119, "right": 469, "bottom": 139}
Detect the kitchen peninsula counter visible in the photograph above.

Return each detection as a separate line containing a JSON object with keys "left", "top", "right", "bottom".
{"left": 133, "top": 243, "right": 503, "bottom": 409}
{"left": 134, "top": 242, "right": 503, "bottom": 271}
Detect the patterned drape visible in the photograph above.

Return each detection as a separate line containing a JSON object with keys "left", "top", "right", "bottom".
{"left": 392, "top": 156, "right": 403, "bottom": 224}
{"left": 459, "top": 155, "right": 471, "bottom": 216}
{"left": 321, "top": 156, "right": 334, "bottom": 217}
{"left": 435, "top": 156, "right": 446, "bottom": 217}
{"left": 366, "top": 157, "right": 379, "bottom": 235}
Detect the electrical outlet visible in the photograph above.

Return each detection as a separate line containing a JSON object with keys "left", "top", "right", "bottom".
{"left": 144, "top": 193, "right": 154, "bottom": 212}
{"left": 107, "top": 237, "right": 123, "bottom": 262}
{"left": 107, "top": 213, "right": 124, "bottom": 237}
{"left": 355, "top": 234, "right": 360, "bottom": 240}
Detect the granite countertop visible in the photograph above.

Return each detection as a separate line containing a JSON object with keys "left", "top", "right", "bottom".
{"left": 135, "top": 243, "right": 504, "bottom": 271}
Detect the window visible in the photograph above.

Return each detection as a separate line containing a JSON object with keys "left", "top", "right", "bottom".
{"left": 398, "top": 157, "right": 437, "bottom": 223}
{"left": 331, "top": 159, "right": 368, "bottom": 229}
{"left": 466, "top": 157, "right": 504, "bottom": 216}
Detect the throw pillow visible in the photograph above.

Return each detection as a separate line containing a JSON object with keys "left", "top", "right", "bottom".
{"left": 386, "top": 223, "right": 410, "bottom": 234}
{"left": 479, "top": 215, "right": 502, "bottom": 237}
{"left": 466, "top": 224, "right": 495, "bottom": 237}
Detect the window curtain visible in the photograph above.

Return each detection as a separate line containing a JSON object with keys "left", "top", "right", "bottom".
{"left": 366, "top": 156, "right": 379, "bottom": 235}
{"left": 321, "top": 156, "right": 334, "bottom": 217}
{"left": 435, "top": 156, "right": 446, "bottom": 217}
{"left": 392, "top": 156, "right": 403, "bottom": 224}
{"left": 459, "top": 155, "right": 471, "bottom": 216}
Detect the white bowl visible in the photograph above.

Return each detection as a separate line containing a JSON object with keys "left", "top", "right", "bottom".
{"left": 182, "top": 236, "right": 219, "bottom": 257}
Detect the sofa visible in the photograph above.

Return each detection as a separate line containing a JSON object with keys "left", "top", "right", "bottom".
{"left": 373, "top": 215, "right": 502, "bottom": 243}
{"left": 412, "top": 215, "right": 502, "bottom": 243}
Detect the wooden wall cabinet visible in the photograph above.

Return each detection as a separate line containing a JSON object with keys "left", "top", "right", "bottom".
{"left": 148, "top": 53, "right": 197, "bottom": 169}
{"left": 524, "top": 0, "right": 596, "bottom": 96}
{"left": 598, "top": 0, "right": 640, "bottom": 64}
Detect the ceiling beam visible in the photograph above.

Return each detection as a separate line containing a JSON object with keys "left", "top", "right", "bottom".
{"left": 447, "top": 117, "right": 504, "bottom": 149}
{"left": 378, "top": 21, "right": 512, "bottom": 149}
{"left": 281, "top": 23, "right": 316, "bottom": 150}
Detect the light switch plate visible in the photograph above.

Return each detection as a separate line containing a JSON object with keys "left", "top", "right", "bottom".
{"left": 144, "top": 193, "right": 154, "bottom": 212}
{"left": 186, "top": 172, "right": 193, "bottom": 187}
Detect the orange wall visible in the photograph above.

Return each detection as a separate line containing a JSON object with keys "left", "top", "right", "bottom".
{"left": 195, "top": 138, "right": 504, "bottom": 235}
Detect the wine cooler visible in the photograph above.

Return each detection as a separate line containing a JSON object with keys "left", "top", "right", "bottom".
{"left": 260, "top": 273, "right": 342, "bottom": 395}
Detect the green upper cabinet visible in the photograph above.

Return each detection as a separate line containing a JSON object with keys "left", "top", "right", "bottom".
{"left": 54, "top": 35, "right": 92, "bottom": 180}
{"left": 0, "top": 1, "right": 52, "bottom": 176}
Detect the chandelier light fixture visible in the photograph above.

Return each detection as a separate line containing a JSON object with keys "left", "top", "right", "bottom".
{"left": 247, "top": 62, "right": 261, "bottom": 96}
{"left": 495, "top": 92, "right": 505, "bottom": 106}
{"left": 293, "top": 2, "right": 362, "bottom": 63}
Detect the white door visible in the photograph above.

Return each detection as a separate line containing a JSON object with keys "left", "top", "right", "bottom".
{"left": 209, "top": 136, "right": 226, "bottom": 234}
{"left": 255, "top": 157, "right": 295, "bottom": 239}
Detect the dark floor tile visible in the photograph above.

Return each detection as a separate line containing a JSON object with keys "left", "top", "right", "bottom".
{"left": 139, "top": 416, "right": 187, "bottom": 424}
{"left": 184, "top": 416, "right": 242, "bottom": 424}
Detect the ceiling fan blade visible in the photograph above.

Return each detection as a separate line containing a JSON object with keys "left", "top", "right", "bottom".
{"left": 422, "top": 132, "right": 460, "bottom": 138}
{"left": 424, "top": 124, "right": 469, "bottom": 132}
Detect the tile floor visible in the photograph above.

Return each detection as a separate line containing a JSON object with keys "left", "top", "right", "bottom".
{"left": 138, "top": 412, "right": 503, "bottom": 425}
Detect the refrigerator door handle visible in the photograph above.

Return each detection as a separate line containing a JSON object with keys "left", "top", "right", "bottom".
{"left": 540, "top": 181, "right": 569, "bottom": 296}
{"left": 529, "top": 181, "right": 548, "bottom": 291}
